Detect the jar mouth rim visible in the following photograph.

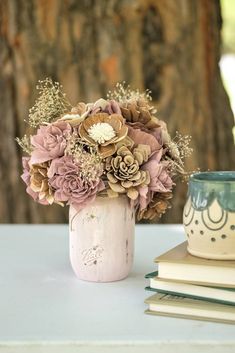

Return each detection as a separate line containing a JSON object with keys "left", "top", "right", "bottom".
{"left": 190, "top": 171, "right": 235, "bottom": 183}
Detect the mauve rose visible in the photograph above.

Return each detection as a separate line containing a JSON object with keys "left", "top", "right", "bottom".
{"left": 89, "top": 98, "right": 122, "bottom": 116}
{"left": 142, "top": 161, "right": 174, "bottom": 193}
{"left": 128, "top": 126, "right": 162, "bottom": 154}
{"left": 30, "top": 121, "right": 71, "bottom": 164}
{"left": 138, "top": 153, "right": 174, "bottom": 210}
{"left": 21, "top": 157, "right": 48, "bottom": 205}
{"left": 48, "top": 156, "right": 105, "bottom": 211}
{"left": 141, "top": 155, "right": 174, "bottom": 192}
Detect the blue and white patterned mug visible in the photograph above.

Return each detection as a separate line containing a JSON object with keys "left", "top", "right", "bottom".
{"left": 183, "top": 171, "right": 235, "bottom": 259}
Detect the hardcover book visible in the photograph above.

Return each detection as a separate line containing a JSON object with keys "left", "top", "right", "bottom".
{"left": 154, "top": 242, "right": 235, "bottom": 288}
{"left": 145, "top": 293, "right": 235, "bottom": 324}
{"left": 145, "top": 271, "right": 235, "bottom": 306}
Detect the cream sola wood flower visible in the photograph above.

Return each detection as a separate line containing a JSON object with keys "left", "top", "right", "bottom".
{"left": 29, "top": 162, "right": 54, "bottom": 204}
{"left": 58, "top": 102, "right": 90, "bottom": 126}
{"left": 88, "top": 122, "right": 116, "bottom": 144}
{"left": 58, "top": 98, "right": 121, "bottom": 127}
{"left": 78, "top": 113, "right": 128, "bottom": 158}
{"left": 21, "top": 158, "right": 57, "bottom": 205}
{"left": 105, "top": 138, "right": 151, "bottom": 200}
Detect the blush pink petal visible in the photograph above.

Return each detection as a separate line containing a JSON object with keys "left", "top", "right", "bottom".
{"left": 150, "top": 127, "right": 164, "bottom": 146}
{"left": 142, "top": 160, "right": 174, "bottom": 193}
{"left": 89, "top": 99, "right": 122, "bottom": 115}
{"left": 128, "top": 126, "right": 162, "bottom": 154}
{"left": 138, "top": 186, "right": 149, "bottom": 210}
{"left": 31, "top": 121, "right": 71, "bottom": 164}
{"left": 48, "top": 156, "right": 104, "bottom": 210}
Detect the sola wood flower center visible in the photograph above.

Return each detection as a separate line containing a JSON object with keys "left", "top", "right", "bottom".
{"left": 88, "top": 122, "right": 116, "bottom": 144}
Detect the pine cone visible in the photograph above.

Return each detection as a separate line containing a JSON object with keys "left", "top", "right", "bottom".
{"left": 30, "top": 163, "right": 54, "bottom": 204}
{"left": 137, "top": 192, "right": 173, "bottom": 221}
{"left": 105, "top": 143, "right": 151, "bottom": 200}
{"left": 120, "top": 98, "right": 159, "bottom": 130}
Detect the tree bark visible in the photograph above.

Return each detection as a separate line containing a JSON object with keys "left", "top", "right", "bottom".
{"left": 0, "top": 0, "right": 234, "bottom": 223}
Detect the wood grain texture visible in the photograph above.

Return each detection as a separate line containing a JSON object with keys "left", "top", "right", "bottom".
{"left": 0, "top": 0, "right": 234, "bottom": 223}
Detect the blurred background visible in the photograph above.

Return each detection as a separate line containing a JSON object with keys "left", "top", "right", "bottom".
{"left": 0, "top": 0, "right": 234, "bottom": 224}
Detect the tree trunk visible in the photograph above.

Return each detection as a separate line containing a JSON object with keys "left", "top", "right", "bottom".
{"left": 0, "top": 0, "right": 234, "bottom": 223}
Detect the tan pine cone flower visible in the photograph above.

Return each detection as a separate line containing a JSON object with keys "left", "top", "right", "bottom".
{"left": 30, "top": 163, "right": 54, "bottom": 204}
{"left": 79, "top": 113, "right": 128, "bottom": 158}
{"left": 105, "top": 141, "right": 151, "bottom": 200}
{"left": 120, "top": 97, "right": 159, "bottom": 130}
{"left": 137, "top": 192, "right": 172, "bottom": 221}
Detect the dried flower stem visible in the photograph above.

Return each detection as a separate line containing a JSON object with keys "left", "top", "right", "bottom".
{"left": 16, "top": 135, "right": 33, "bottom": 154}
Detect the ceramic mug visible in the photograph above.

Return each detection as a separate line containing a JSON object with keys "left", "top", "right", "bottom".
{"left": 183, "top": 171, "right": 235, "bottom": 259}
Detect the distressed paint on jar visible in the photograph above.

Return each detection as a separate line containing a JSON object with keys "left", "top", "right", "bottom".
{"left": 69, "top": 196, "right": 135, "bottom": 282}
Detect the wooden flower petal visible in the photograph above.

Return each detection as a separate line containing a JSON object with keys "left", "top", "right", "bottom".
{"left": 112, "top": 156, "right": 122, "bottom": 169}
{"left": 145, "top": 117, "right": 160, "bottom": 129}
{"left": 115, "top": 136, "right": 134, "bottom": 150}
{"left": 120, "top": 107, "right": 131, "bottom": 120}
{"left": 65, "top": 117, "right": 86, "bottom": 127}
{"left": 128, "top": 170, "right": 141, "bottom": 181}
{"left": 127, "top": 187, "right": 139, "bottom": 200}
{"left": 107, "top": 173, "right": 118, "bottom": 183}
{"left": 113, "top": 125, "right": 128, "bottom": 143}
{"left": 133, "top": 144, "right": 151, "bottom": 164}
{"left": 108, "top": 181, "right": 125, "bottom": 193}
{"left": 130, "top": 106, "right": 140, "bottom": 122}
{"left": 123, "top": 155, "right": 134, "bottom": 166}
{"left": 121, "top": 180, "right": 133, "bottom": 188}
{"left": 117, "top": 146, "right": 132, "bottom": 157}
{"left": 128, "top": 126, "right": 161, "bottom": 153}
{"left": 106, "top": 116, "right": 122, "bottom": 131}
{"left": 138, "top": 109, "right": 151, "bottom": 123}
{"left": 98, "top": 143, "right": 116, "bottom": 158}
{"left": 107, "top": 188, "right": 119, "bottom": 198}
{"left": 110, "top": 114, "right": 125, "bottom": 125}
{"left": 133, "top": 150, "right": 144, "bottom": 165}
{"left": 78, "top": 124, "right": 95, "bottom": 145}
{"left": 82, "top": 113, "right": 108, "bottom": 131}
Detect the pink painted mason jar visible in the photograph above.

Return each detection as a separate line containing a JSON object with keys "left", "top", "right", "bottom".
{"left": 69, "top": 196, "right": 135, "bottom": 282}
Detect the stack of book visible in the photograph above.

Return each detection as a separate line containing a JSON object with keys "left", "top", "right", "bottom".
{"left": 145, "top": 242, "right": 235, "bottom": 324}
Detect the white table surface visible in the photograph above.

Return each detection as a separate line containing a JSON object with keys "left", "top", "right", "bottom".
{"left": 0, "top": 224, "right": 234, "bottom": 353}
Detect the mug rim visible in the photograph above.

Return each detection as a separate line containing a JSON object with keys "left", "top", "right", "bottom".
{"left": 190, "top": 171, "right": 235, "bottom": 183}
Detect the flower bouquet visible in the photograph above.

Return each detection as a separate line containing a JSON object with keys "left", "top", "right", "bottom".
{"left": 17, "top": 79, "right": 191, "bottom": 282}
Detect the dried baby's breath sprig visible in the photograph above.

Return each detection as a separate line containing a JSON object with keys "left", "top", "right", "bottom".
{"left": 107, "top": 82, "right": 156, "bottom": 113}
{"left": 167, "top": 132, "right": 193, "bottom": 163}
{"left": 28, "top": 78, "right": 72, "bottom": 128}
{"left": 173, "top": 132, "right": 193, "bottom": 159}
{"left": 16, "top": 135, "right": 33, "bottom": 154}
{"left": 165, "top": 132, "right": 193, "bottom": 180}
{"left": 65, "top": 132, "right": 104, "bottom": 183}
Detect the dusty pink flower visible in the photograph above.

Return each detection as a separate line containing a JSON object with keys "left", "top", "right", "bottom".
{"left": 30, "top": 121, "right": 71, "bottom": 164}
{"left": 103, "top": 100, "right": 122, "bottom": 115}
{"left": 89, "top": 98, "right": 122, "bottom": 116}
{"left": 150, "top": 120, "right": 171, "bottom": 146}
{"left": 127, "top": 125, "right": 162, "bottom": 154}
{"left": 142, "top": 161, "right": 174, "bottom": 193}
{"left": 138, "top": 152, "right": 174, "bottom": 210}
{"left": 48, "top": 156, "right": 105, "bottom": 211}
{"left": 21, "top": 157, "right": 49, "bottom": 205}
